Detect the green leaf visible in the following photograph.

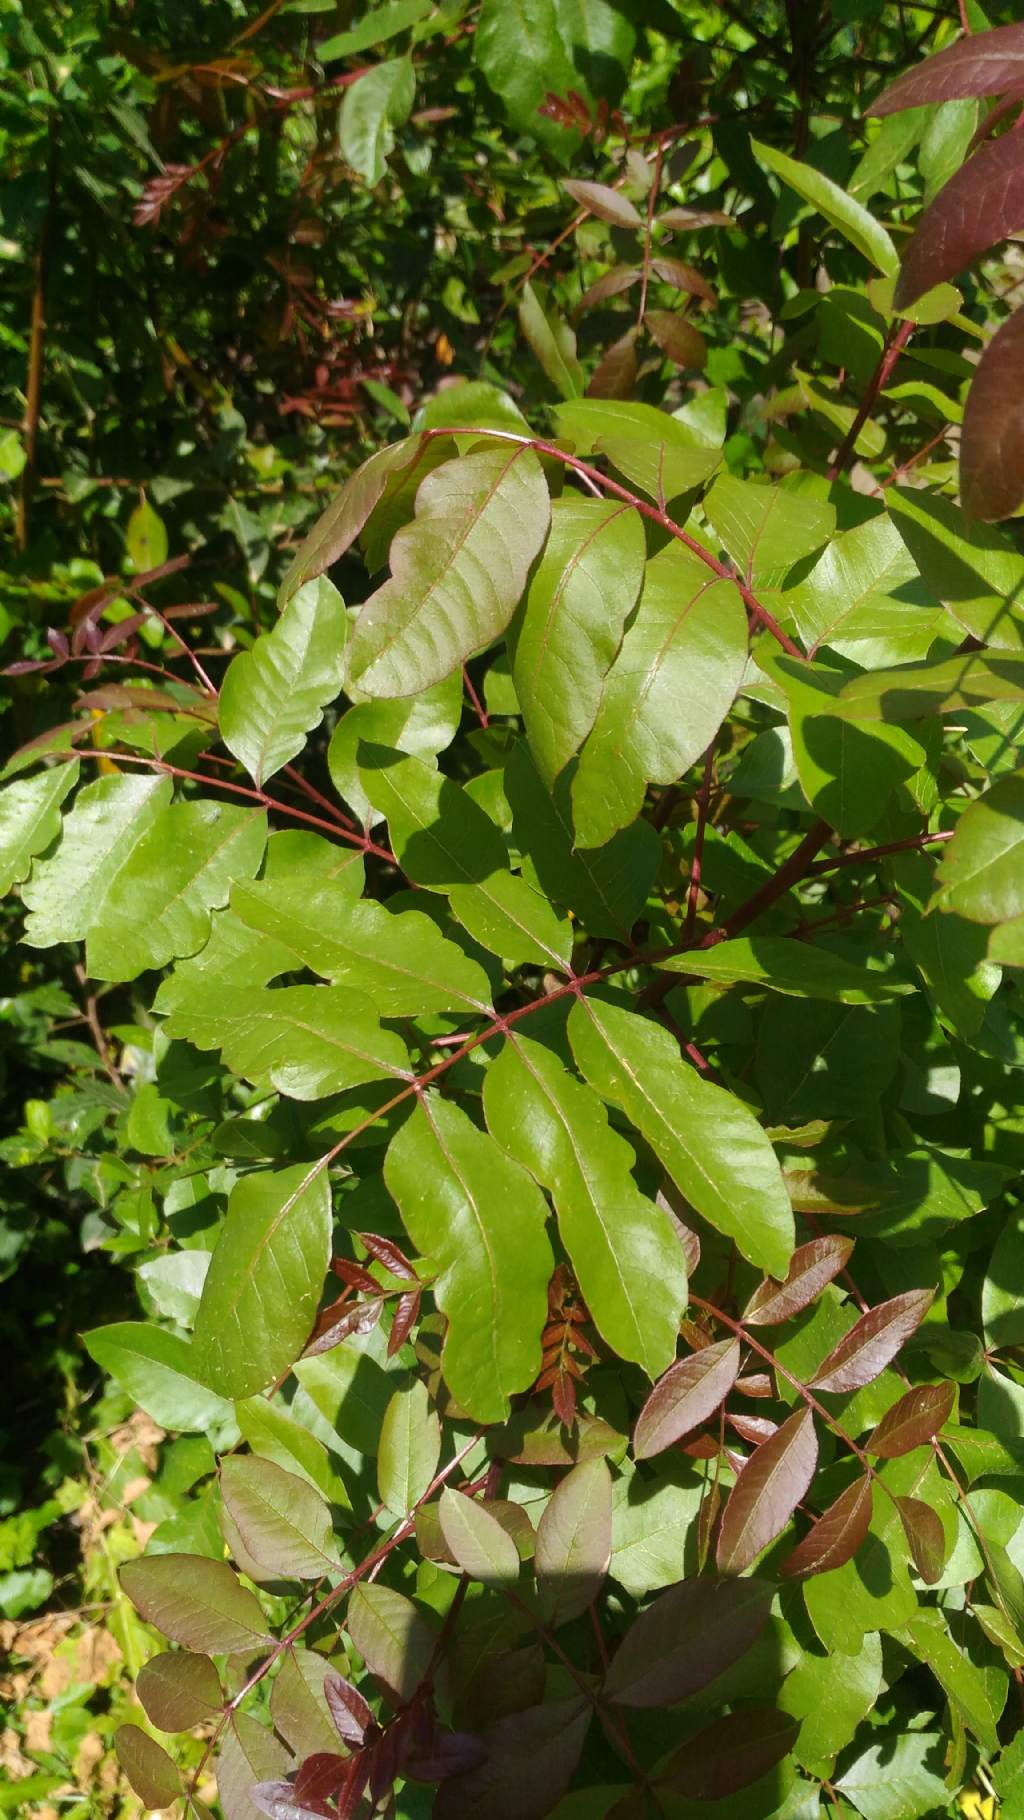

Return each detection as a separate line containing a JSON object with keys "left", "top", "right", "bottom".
{"left": 115, "top": 1725, "right": 181, "bottom": 1808}
{"left": 483, "top": 1032, "right": 685, "bottom": 1377}
{"left": 983, "top": 1208, "right": 1024, "bottom": 1349}
{"left": 279, "top": 436, "right": 429, "bottom": 606}
{"left": 779, "top": 1631, "right": 882, "bottom": 1769}
{"left": 361, "top": 746, "right": 572, "bottom": 967}
{"left": 535, "top": 1457, "right": 612, "bottom": 1625}
{"left": 192, "top": 1163, "right": 332, "bottom": 1399}
{"left": 384, "top": 1093, "right": 554, "bottom": 1422}
{"left": 568, "top": 997, "right": 794, "bottom": 1278}
{"left": 764, "top": 651, "right": 926, "bottom": 837}
{"left": 837, "top": 651, "right": 1024, "bottom": 721}
{"left": 326, "top": 672, "right": 461, "bottom": 823}
{"left": 235, "top": 1398, "right": 351, "bottom": 1508}
{"left": 609, "top": 1461, "right": 705, "bottom": 1597}
{"left": 270, "top": 1647, "right": 340, "bottom": 1759}
{"left": 439, "top": 1486, "right": 521, "bottom": 1586}
{"left": 347, "top": 444, "right": 550, "bottom": 697}
{"left": 901, "top": 1610, "right": 1000, "bottom": 1753}
{"left": 475, "top": 0, "right": 582, "bottom": 156}
{"left": 120, "top": 1554, "right": 272, "bottom": 1654}
{"left": 377, "top": 1380, "right": 441, "bottom": 1516}
{"left": 803, "top": 1494, "right": 917, "bottom": 1654}
{"left": 137, "top": 1651, "right": 223, "bottom": 1732}
{"left": 664, "top": 935, "right": 913, "bottom": 1003}
{"left": 220, "top": 1456, "right": 342, "bottom": 1579}
{"left": 83, "top": 1323, "right": 232, "bottom": 1432}
{"left": 339, "top": 56, "right": 415, "bottom": 186}
{"left": 126, "top": 496, "right": 169, "bottom": 570}
{"left": 230, "top": 871, "right": 492, "bottom": 1016}
{"left": 20, "top": 772, "right": 170, "bottom": 951}
{"left": 504, "top": 741, "right": 660, "bottom": 941}
{"left": 836, "top": 1732, "right": 949, "bottom": 1820}
{"left": 886, "top": 485, "right": 1024, "bottom": 650}
{"left": 518, "top": 281, "right": 584, "bottom": 398}
{"left": 217, "top": 1713, "right": 291, "bottom": 1820}
{"left": 157, "top": 981, "right": 410, "bottom": 1097}
{"left": 509, "top": 496, "right": 645, "bottom": 786}
{"left": 703, "top": 475, "right": 835, "bottom": 587}
{"left": 752, "top": 138, "right": 899, "bottom": 275}
{"left": 0, "top": 762, "right": 78, "bottom": 897}
{"left": 319, "top": 0, "right": 431, "bottom": 60}
{"left": 572, "top": 543, "right": 747, "bottom": 848}
{"left": 219, "top": 577, "right": 348, "bottom": 787}
{"left": 346, "top": 1581, "right": 437, "bottom": 1701}
{"left": 553, "top": 398, "right": 721, "bottom": 502}
{"left": 932, "top": 774, "right": 1024, "bottom": 928}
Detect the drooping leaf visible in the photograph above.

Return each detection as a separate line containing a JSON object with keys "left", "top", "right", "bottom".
{"left": 434, "top": 1697, "right": 591, "bottom": 1820}
{"left": 604, "top": 1575, "right": 774, "bottom": 1707}
{"left": 752, "top": 137, "right": 899, "bottom": 274}
{"left": 279, "top": 437, "right": 429, "bottom": 605}
{"left": 346, "top": 445, "right": 550, "bottom": 696}
{"left": 895, "top": 1494, "right": 947, "bottom": 1585}
{"left": 220, "top": 578, "right": 347, "bottom": 788}
{"left": 323, "top": 1671, "right": 374, "bottom": 1748}
{"left": 271, "top": 1649, "right": 343, "bottom": 1759}
{"left": 646, "top": 309, "right": 706, "bottom": 370}
{"left": 120, "top": 1554, "right": 272, "bottom": 1654}
{"left": 780, "top": 1475, "right": 874, "bottom": 1580}
{"left": 137, "top": 1651, "right": 223, "bottom": 1732}
{"left": 221, "top": 1456, "right": 342, "bottom": 1578}
{"left": 744, "top": 1237, "right": 855, "bottom": 1326}
{"left": 439, "top": 1487, "right": 522, "bottom": 1587}
{"left": 871, "top": 22, "right": 1024, "bottom": 114}
{"left": 866, "top": 1382, "right": 955, "bottom": 1458}
{"left": 894, "top": 131, "right": 1024, "bottom": 310}
{"left": 717, "top": 1408, "right": 818, "bottom": 1574}
{"left": 483, "top": 1033, "right": 685, "bottom": 1378}
{"left": 567, "top": 996, "right": 794, "bottom": 1277}
{"left": 509, "top": 496, "right": 645, "bottom": 787}
{"left": 0, "top": 761, "right": 78, "bottom": 897}
{"left": 667, "top": 936, "right": 911, "bottom": 1004}
{"left": 553, "top": 398, "right": 721, "bottom": 502}
{"left": 571, "top": 543, "right": 746, "bottom": 848}
{"left": 346, "top": 1582, "right": 437, "bottom": 1701}
{"left": 534, "top": 1457, "right": 613, "bottom": 1625}
{"left": 377, "top": 1379, "right": 441, "bottom": 1516}
{"left": 633, "top": 1339, "right": 741, "bottom": 1460}
{"left": 659, "top": 1707, "right": 799, "bottom": 1800}
{"left": 83, "top": 1322, "right": 232, "bottom": 1432}
{"left": 360, "top": 746, "right": 572, "bottom": 968}
{"left": 810, "top": 1290, "right": 934, "bottom": 1394}
{"left": 384, "top": 1093, "right": 554, "bottom": 1422}
{"left": 518, "top": 281, "right": 584, "bottom": 398}
{"left": 115, "top": 1725, "right": 181, "bottom": 1808}
{"left": 192, "top": 1163, "right": 332, "bottom": 1399}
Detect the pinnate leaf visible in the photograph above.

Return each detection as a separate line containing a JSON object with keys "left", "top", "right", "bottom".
{"left": 433, "top": 1697, "right": 590, "bottom": 1820}
{"left": 120, "top": 1553, "right": 272, "bottom": 1654}
{"left": 137, "top": 1650, "right": 223, "bottom": 1732}
{"left": 83, "top": 1322, "right": 232, "bottom": 1432}
{"left": 518, "top": 281, "right": 584, "bottom": 398}
{"left": 377, "top": 1379, "right": 441, "bottom": 1516}
{"left": 115, "top": 1724, "right": 181, "bottom": 1808}
{"left": 866, "top": 1382, "right": 955, "bottom": 1458}
{"left": 218, "top": 1714, "right": 292, "bottom": 1820}
{"left": 646, "top": 308, "right": 706, "bottom": 369}
{"left": 670, "top": 937, "right": 910, "bottom": 1003}
{"left": 221, "top": 1456, "right": 342, "bottom": 1578}
{"left": 604, "top": 1575, "right": 774, "bottom": 1707}
{"left": 439, "top": 1487, "right": 521, "bottom": 1586}
{"left": 633, "top": 1339, "right": 741, "bottom": 1460}
{"left": 157, "top": 981, "right": 410, "bottom": 1099}
{"left": 220, "top": 577, "right": 348, "bottom": 787}
{"left": 535, "top": 1457, "right": 613, "bottom": 1625}
{"left": 21, "top": 771, "right": 169, "bottom": 952}
{"left": 347, "top": 444, "right": 550, "bottom": 696}
{"left": 780, "top": 1475, "right": 873, "bottom": 1580}
{"left": 752, "top": 137, "right": 899, "bottom": 275}
{"left": 744, "top": 1236, "right": 855, "bottom": 1326}
{"left": 962, "top": 306, "right": 1024, "bottom": 523}
{"left": 279, "top": 436, "right": 429, "bottom": 605}
{"left": 895, "top": 132, "right": 1024, "bottom": 311}
{"left": 0, "top": 761, "right": 78, "bottom": 897}
{"left": 346, "top": 1582, "right": 437, "bottom": 1701}
{"left": 192, "top": 1163, "right": 332, "bottom": 1399}
{"left": 810, "top": 1289, "right": 934, "bottom": 1394}
{"left": 896, "top": 1495, "right": 947, "bottom": 1585}
{"left": 563, "top": 179, "right": 643, "bottom": 228}
{"left": 384, "top": 1093, "right": 554, "bottom": 1422}
{"left": 716, "top": 1407, "right": 818, "bottom": 1574}
{"left": 553, "top": 398, "right": 721, "bottom": 502}
{"left": 933, "top": 772, "right": 1024, "bottom": 929}
{"left": 660, "top": 1707, "right": 799, "bottom": 1800}
{"left": 871, "top": 21, "right": 1024, "bottom": 114}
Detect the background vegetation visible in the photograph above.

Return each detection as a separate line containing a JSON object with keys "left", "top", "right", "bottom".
{"left": 3, "top": 0, "right": 1024, "bottom": 1816}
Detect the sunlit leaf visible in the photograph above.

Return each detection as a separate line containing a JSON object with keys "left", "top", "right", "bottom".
{"left": 716, "top": 1407, "right": 818, "bottom": 1574}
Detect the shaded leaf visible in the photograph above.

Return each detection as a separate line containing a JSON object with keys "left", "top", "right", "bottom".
{"left": 518, "top": 281, "right": 584, "bottom": 398}
{"left": 439, "top": 1487, "right": 521, "bottom": 1586}
{"left": 810, "top": 1289, "right": 934, "bottom": 1394}
{"left": 604, "top": 1574, "right": 774, "bottom": 1707}
{"left": 563, "top": 178, "right": 642, "bottom": 228}
{"left": 377, "top": 1379, "right": 441, "bottom": 1516}
{"left": 933, "top": 773, "right": 1024, "bottom": 929}
{"left": 137, "top": 1650, "right": 223, "bottom": 1732}
{"left": 704, "top": 473, "right": 835, "bottom": 588}
{"left": 659, "top": 1706, "right": 799, "bottom": 1799}
{"left": 221, "top": 1456, "right": 342, "bottom": 1578}
{"left": 633, "top": 1338, "right": 741, "bottom": 1461}
{"left": 279, "top": 437, "right": 429, "bottom": 605}
{"left": 665, "top": 936, "right": 910, "bottom": 1004}
{"left": 434, "top": 1697, "right": 591, "bottom": 1820}
{"left": 324, "top": 1671, "right": 374, "bottom": 1747}
{"left": 866, "top": 1382, "right": 955, "bottom": 1458}
{"left": 837, "top": 1731, "right": 948, "bottom": 1820}
{"left": 780, "top": 1475, "right": 873, "bottom": 1580}
{"left": 535, "top": 1457, "right": 613, "bottom": 1625}
{"left": 646, "top": 309, "right": 706, "bottom": 369}
{"left": 115, "top": 1725, "right": 181, "bottom": 1808}
{"left": 120, "top": 1554, "right": 272, "bottom": 1654}
{"left": 217, "top": 1714, "right": 292, "bottom": 1820}
{"left": 896, "top": 1495, "right": 947, "bottom": 1585}
{"left": 271, "top": 1649, "right": 343, "bottom": 1759}
{"left": 220, "top": 578, "right": 347, "bottom": 787}
{"left": 339, "top": 55, "right": 414, "bottom": 186}
{"left": 744, "top": 1236, "right": 855, "bottom": 1326}
{"left": 553, "top": 397, "right": 721, "bottom": 502}
{"left": 716, "top": 1407, "right": 818, "bottom": 1574}
{"left": 902, "top": 1611, "right": 999, "bottom": 1751}
{"left": 346, "top": 1581, "right": 437, "bottom": 1701}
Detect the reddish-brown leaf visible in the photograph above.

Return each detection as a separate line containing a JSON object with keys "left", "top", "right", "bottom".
{"left": 660, "top": 1707, "right": 800, "bottom": 1799}
{"left": 866, "top": 1381, "right": 956, "bottom": 1459}
{"left": 649, "top": 256, "right": 717, "bottom": 306}
{"left": 633, "top": 1338, "right": 741, "bottom": 1460}
{"left": 359, "top": 1232, "right": 416, "bottom": 1280}
{"left": 716, "top": 1407, "right": 818, "bottom": 1575}
{"left": 810, "top": 1289, "right": 934, "bottom": 1394}
{"left": 894, "top": 132, "right": 1024, "bottom": 308}
{"left": 658, "top": 205, "right": 735, "bottom": 230}
{"left": 961, "top": 305, "right": 1024, "bottom": 521}
{"left": 562, "top": 179, "right": 644, "bottom": 230}
{"left": 779, "top": 1475, "right": 873, "bottom": 1580}
{"left": 576, "top": 266, "right": 642, "bottom": 314}
{"left": 744, "top": 1236, "right": 855, "bottom": 1327}
{"left": 728, "top": 1414, "right": 779, "bottom": 1446}
{"left": 387, "top": 1288, "right": 421, "bottom": 1357}
{"left": 604, "top": 1576, "right": 774, "bottom": 1708}
{"left": 304, "top": 1294, "right": 383, "bottom": 1355}
{"left": 114, "top": 1725, "right": 181, "bottom": 1809}
{"left": 587, "top": 326, "right": 639, "bottom": 399}
{"left": 324, "top": 1672, "right": 375, "bottom": 1748}
{"left": 871, "top": 22, "right": 1024, "bottom": 114}
{"left": 646, "top": 308, "right": 706, "bottom": 369}
{"left": 137, "top": 1650, "right": 223, "bottom": 1732}
{"left": 896, "top": 1494, "right": 947, "bottom": 1585}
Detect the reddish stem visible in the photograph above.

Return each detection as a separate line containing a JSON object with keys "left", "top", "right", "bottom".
{"left": 827, "top": 317, "right": 915, "bottom": 481}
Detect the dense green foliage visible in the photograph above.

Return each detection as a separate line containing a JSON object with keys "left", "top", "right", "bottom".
{"left": 5, "top": 1, "right": 1024, "bottom": 1817}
